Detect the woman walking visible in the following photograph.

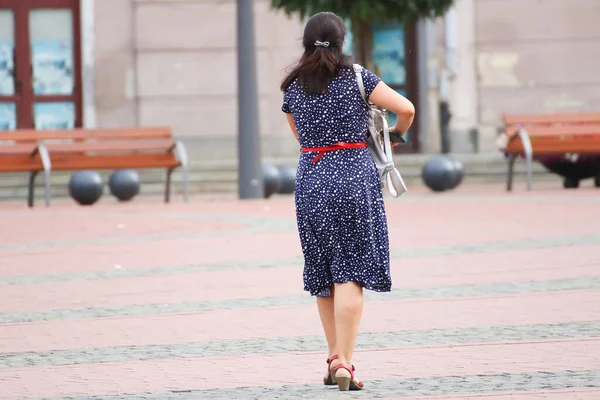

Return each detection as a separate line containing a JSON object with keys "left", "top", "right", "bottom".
{"left": 280, "top": 11, "right": 415, "bottom": 391}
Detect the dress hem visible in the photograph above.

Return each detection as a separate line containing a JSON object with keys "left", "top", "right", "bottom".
{"left": 306, "top": 280, "right": 392, "bottom": 298}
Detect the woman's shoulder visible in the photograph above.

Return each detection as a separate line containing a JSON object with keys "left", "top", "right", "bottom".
{"left": 338, "top": 64, "right": 379, "bottom": 79}
{"left": 337, "top": 66, "right": 355, "bottom": 78}
{"left": 283, "top": 79, "right": 298, "bottom": 94}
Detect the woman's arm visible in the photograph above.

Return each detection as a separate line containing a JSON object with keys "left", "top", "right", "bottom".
{"left": 369, "top": 81, "right": 415, "bottom": 135}
{"left": 286, "top": 113, "right": 299, "bottom": 142}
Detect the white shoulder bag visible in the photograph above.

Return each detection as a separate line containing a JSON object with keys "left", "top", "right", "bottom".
{"left": 353, "top": 64, "right": 408, "bottom": 198}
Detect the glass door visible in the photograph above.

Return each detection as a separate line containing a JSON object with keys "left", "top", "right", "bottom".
{"left": 0, "top": 0, "right": 81, "bottom": 131}
{"left": 372, "top": 22, "right": 420, "bottom": 153}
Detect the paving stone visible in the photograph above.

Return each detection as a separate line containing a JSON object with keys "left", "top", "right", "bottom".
{"left": 1, "top": 185, "right": 599, "bottom": 399}
{"left": 1, "top": 276, "right": 600, "bottom": 323}
{"left": 1, "top": 321, "right": 599, "bottom": 369}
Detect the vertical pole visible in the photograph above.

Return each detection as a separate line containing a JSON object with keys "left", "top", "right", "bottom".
{"left": 440, "top": 5, "right": 458, "bottom": 154}
{"left": 237, "top": 0, "right": 263, "bottom": 199}
{"left": 416, "top": 19, "right": 432, "bottom": 153}
{"left": 80, "top": 0, "right": 96, "bottom": 128}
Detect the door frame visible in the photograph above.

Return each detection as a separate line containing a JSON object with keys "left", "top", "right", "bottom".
{"left": 0, "top": 0, "right": 82, "bottom": 129}
{"left": 401, "top": 23, "right": 420, "bottom": 154}
{"left": 0, "top": 1, "right": 23, "bottom": 128}
{"left": 388, "top": 23, "right": 419, "bottom": 154}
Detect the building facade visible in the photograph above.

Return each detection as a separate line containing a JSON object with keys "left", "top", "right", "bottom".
{"left": 1, "top": 0, "right": 599, "bottom": 160}
{"left": 444, "top": 0, "right": 600, "bottom": 153}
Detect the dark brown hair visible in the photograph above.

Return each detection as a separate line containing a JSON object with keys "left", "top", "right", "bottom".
{"left": 280, "top": 12, "right": 353, "bottom": 94}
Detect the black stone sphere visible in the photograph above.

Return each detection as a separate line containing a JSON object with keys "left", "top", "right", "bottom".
{"left": 108, "top": 169, "right": 141, "bottom": 202}
{"left": 263, "top": 163, "right": 282, "bottom": 198}
{"left": 422, "top": 156, "right": 457, "bottom": 192}
{"left": 276, "top": 165, "right": 296, "bottom": 194}
{"left": 447, "top": 157, "right": 465, "bottom": 189}
{"left": 68, "top": 170, "right": 104, "bottom": 206}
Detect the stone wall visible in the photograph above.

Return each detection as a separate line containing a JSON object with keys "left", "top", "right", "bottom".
{"left": 92, "top": 0, "right": 600, "bottom": 158}
{"left": 445, "top": 0, "right": 600, "bottom": 152}
{"left": 94, "top": 0, "right": 304, "bottom": 161}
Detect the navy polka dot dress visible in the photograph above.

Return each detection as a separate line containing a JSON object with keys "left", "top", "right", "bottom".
{"left": 281, "top": 66, "right": 391, "bottom": 297}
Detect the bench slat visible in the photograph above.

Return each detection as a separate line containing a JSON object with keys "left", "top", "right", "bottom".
{"left": 505, "top": 124, "right": 600, "bottom": 138}
{"left": 504, "top": 112, "right": 600, "bottom": 126}
{"left": 506, "top": 143, "right": 600, "bottom": 153}
{"left": 45, "top": 139, "right": 175, "bottom": 154}
{"left": 49, "top": 153, "right": 181, "bottom": 171}
{"left": 0, "top": 144, "right": 38, "bottom": 155}
{"left": 0, "top": 127, "right": 172, "bottom": 142}
{"left": 0, "top": 156, "right": 43, "bottom": 172}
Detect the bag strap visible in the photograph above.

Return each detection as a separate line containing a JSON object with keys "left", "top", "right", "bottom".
{"left": 353, "top": 64, "right": 394, "bottom": 164}
{"left": 353, "top": 64, "right": 408, "bottom": 197}
{"left": 353, "top": 64, "right": 369, "bottom": 106}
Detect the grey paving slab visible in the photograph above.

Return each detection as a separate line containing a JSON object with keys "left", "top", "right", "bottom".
{"left": 40, "top": 369, "right": 600, "bottom": 400}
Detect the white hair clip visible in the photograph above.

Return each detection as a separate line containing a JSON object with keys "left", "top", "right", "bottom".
{"left": 314, "top": 40, "right": 330, "bottom": 48}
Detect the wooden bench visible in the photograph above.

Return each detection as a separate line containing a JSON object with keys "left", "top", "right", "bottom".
{"left": 498, "top": 112, "right": 600, "bottom": 191}
{"left": 0, "top": 127, "right": 189, "bottom": 207}
{"left": 0, "top": 141, "right": 52, "bottom": 207}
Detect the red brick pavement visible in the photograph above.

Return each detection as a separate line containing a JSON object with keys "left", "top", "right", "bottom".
{"left": 1, "top": 182, "right": 599, "bottom": 399}
{"left": 3, "top": 290, "right": 598, "bottom": 353}
{"left": 0, "top": 212, "right": 244, "bottom": 246}
{"left": 2, "top": 188, "right": 599, "bottom": 279}
{"left": 0, "top": 246, "right": 600, "bottom": 312}
{"left": 0, "top": 231, "right": 304, "bottom": 277}
{"left": 2, "top": 244, "right": 599, "bottom": 313}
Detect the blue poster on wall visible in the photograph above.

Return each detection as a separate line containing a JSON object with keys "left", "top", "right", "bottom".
{"left": 343, "top": 19, "right": 354, "bottom": 55}
{"left": 31, "top": 40, "right": 74, "bottom": 95}
{"left": 0, "top": 102, "right": 16, "bottom": 131}
{"left": 34, "top": 102, "right": 75, "bottom": 130}
{"left": 372, "top": 27, "right": 406, "bottom": 86}
{"left": 0, "top": 41, "right": 14, "bottom": 96}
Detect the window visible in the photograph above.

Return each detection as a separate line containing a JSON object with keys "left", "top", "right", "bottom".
{"left": 0, "top": 0, "right": 81, "bottom": 131}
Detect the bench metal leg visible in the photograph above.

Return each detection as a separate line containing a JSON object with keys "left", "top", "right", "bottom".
{"left": 164, "top": 140, "right": 190, "bottom": 204}
{"left": 43, "top": 172, "right": 51, "bottom": 207}
{"left": 174, "top": 140, "right": 189, "bottom": 202}
{"left": 27, "top": 143, "right": 53, "bottom": 208}
{"left": 517, "top": 128, "right": 534, "bottom": 191}
{"left": 164, "top": 167, "right": 173, "bottom": 203}
{"left": 39, "top": 144, "right": 52, "bottom": 207}
{"left": 27, "top": 171, "right": 38, "bottom": 208}
{"left": 506, "top": 154, "right": 517, "bottom": 192}
{"left": 181, "top": 164, "right": 189, "bottom": 203}
{"left": 525, "top": 154, "right": 533, "bottom": 191}
{"left": 181, "top": 166, "right": 189, "bottom": 203}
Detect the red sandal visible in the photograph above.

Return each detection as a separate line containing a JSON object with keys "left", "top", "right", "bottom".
{"left": 323, "top": 354, "right": 339, "bottom": 385}
{"left": 334, "top": 363, "right": 364, "bottom": 391}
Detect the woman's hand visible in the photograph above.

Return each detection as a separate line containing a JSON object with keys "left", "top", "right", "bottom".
{"left": 389, "top": 125, "right": 399, "bottom": 147}
{"left": 388, "top": 125, "right": 405, "bottom": 147}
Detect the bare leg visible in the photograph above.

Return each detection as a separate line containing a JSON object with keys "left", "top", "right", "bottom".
{"left": 333, "top": 281, "right": 364, "bottom": 380}
{"left": 317, "top": 285, "right": 337, "bottom": 359}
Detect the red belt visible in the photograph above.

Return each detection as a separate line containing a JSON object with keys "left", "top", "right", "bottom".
{"left": 301, "top": 142, "right": 367, "bottom": 163}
